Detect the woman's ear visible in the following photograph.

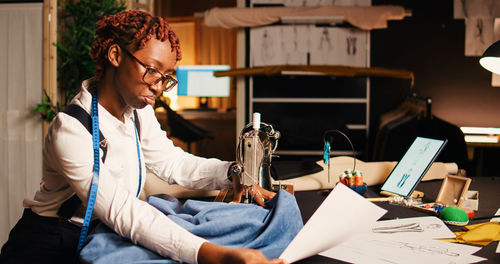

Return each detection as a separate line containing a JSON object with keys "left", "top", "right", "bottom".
{"left": 107, "top": 44, "right": 121, "bottom": 67}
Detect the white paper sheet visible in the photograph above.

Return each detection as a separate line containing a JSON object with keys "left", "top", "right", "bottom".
{"left": 250, "top": 26, "right": 284, "bottom": 66}
{"left": 279, "top": 183, "right": 387, "bottom": 263}
{"left": 321, "top": 236, "right": 484, "bottom": 264}
{"left": 308, "top": 27, "right": 339, "bottom": 65}
{"left": 370, "top": 216, "right": 455, "bottom": 240}
{"left": 319, "top": 215, "right": 487, "bottom": 264}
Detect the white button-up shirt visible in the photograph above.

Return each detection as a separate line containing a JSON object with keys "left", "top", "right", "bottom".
{"left": 23, "top": 78, "right": 232, "bottom": 263}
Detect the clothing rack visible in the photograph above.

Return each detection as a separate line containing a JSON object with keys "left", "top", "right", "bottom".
{"left": 411, "top": 93, "right": 432, "bottom": 119}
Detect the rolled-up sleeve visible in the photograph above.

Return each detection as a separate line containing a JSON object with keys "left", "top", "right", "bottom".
{"left": 138, "top": 106, "right": 233, "bottom": 191}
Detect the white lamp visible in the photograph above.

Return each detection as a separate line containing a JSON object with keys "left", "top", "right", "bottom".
{"left": 479, "top": 40, "right": 500, "bottom": 74}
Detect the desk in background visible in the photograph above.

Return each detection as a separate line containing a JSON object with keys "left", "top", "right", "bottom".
{"left": 293, "top": 177, "right": 500, "bottom": 263}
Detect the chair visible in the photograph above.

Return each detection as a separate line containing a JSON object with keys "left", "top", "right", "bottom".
{"left": 156, "top": 99, "right": 214, "bottom": 153}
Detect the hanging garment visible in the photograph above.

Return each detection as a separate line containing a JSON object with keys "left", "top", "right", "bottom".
{"left": 80, "top": 190, "right": 303, "bottom": 264}
{"left": 373, "top": 115, "right": 468, "bottom": 170}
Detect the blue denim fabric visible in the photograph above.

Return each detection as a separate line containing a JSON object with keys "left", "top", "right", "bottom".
{"left": 80, "top": 190, "right": 303, "bottom": 264}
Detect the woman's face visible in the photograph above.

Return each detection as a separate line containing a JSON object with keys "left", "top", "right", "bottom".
{"left": 114, "top": 38, "right": 177, "bottom": 109}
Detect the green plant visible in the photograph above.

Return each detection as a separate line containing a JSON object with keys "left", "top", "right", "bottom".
{"left": 32, "top": 0, "right": 125, "bottom": 121}
{"left": 31, "top": 90, "right": 61, "bottom": 122}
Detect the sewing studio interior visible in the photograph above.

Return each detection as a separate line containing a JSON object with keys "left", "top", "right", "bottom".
{"left": 1, "top": 0, "right": 499, "bottom": 263}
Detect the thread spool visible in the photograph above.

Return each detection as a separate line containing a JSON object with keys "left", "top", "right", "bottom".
{"left": 346, "top": 170, "right": 355, "bottom": 186}
{"left": 354, "top": 171, "right": 363, "bottom": 186}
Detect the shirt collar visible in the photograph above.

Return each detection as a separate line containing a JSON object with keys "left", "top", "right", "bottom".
{"left": 74, "top": 78, "right": 135, "bottom": 127}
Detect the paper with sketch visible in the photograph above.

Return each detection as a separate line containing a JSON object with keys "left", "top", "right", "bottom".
{"left": 320, "top": 216, "right": 484, "bottom": 264}
{"left": 370, "top": 216, "right": 455, "bottom": 240}
{"left": 279, "top": 183, "right": 387, "bottom": 263}
{"left": 321, "top": 236, "right": 484, "bottom": 264}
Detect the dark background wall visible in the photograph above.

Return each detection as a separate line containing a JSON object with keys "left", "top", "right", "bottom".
{"left": 370, "top": 0, "right": 500, "bottom": 129}
{"left": 370, "top": 0, "right": 500, "bottom": 175}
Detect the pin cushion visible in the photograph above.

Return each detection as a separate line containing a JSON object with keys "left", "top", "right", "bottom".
{"left": 439, "top": 206, "right": 469, "bottom": 226}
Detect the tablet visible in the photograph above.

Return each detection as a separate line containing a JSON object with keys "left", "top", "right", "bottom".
{"left": 380, "top": 137, "right": 447, "bottom": 198}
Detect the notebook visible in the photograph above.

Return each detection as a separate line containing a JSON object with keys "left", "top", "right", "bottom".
{"left": 380, "top": 137, "right": 447, "bottom": 198}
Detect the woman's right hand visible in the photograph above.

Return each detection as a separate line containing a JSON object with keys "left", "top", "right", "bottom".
{"left": 198, "top": 242, "right": 286, "bottom": 264}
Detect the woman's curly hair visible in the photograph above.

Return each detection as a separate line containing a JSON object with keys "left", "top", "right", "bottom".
{"left": 90, "top": 10, "right": 181, "bottom": 80}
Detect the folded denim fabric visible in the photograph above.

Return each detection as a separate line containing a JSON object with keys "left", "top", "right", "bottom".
{"left": 80, "top": 190, "right": 303, "bottom": 264}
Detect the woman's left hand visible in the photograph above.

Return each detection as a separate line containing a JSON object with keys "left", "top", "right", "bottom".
{"left": 230, "top": 173, "right": 276, "bottom": 207}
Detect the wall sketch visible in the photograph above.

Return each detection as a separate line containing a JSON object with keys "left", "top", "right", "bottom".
{"left": 251, "top": 26, "right": 283, "bottom": 66}
{"left": 309, "top": 27, "right": 337, "bottom": 65}
{"left": 454, "top": 0, "right": 498, "bottom": 56}
{"left": 251, "top": 25, "right": 367, "bottom": 67}
{"left": 336, "top": 28, "right": 367, "bottom": 66}
{"left": 454, "top": 0, "right": 498, "bottom": 19}
{"left": 249, "top": 0, "right": 369, "bottom": 67}
{"left": 281, "top": 25, "right": 309, "bottom": 65}
{"left": 465, "top": 17, "right": 495, "bottom": 56}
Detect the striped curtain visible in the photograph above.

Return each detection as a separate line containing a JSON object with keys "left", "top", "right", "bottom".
{"left": 0, "top": 3, "right": 43, "bottom": 246}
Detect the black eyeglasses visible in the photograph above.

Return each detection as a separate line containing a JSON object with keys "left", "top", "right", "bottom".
{"left": 119, "top": 46, "right": 177, "bottom": 92}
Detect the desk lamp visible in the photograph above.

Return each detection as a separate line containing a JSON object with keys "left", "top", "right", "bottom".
{"left": 479, "top": 40, "right": 500, "bottom": 74}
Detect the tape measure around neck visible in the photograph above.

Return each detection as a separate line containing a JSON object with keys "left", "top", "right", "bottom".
{"left": 76, "top": 91, "right": 143, "bottom": 252}
{"left": 134, "top": 124, "right": 142, "bottom": 197}
{"left": 76, "top": 90, "right": 100, "bottom": 252}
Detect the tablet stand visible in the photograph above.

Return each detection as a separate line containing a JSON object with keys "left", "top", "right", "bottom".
{"left": 380, "top": 190, "right": 424, "bottom": 198}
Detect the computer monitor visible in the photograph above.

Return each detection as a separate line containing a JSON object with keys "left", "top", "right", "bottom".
{"left": 176, "top": 65, "right": 230, "bottom": 98}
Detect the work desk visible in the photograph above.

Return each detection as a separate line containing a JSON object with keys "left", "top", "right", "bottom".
{"left": 293, "top": 177, "right": 500, "bottom": 263}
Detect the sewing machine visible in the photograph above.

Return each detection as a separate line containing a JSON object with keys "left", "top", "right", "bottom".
{"left": 236, "top": 113, "right": 280, "bottom": 202}
{"left": 215, "top": 113, "right": 281, "bottom": 203}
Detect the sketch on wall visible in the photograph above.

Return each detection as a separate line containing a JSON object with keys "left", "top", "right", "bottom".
{"left": 309, "top": 27, "right": 337, "bottom": 65}
{"left": 251, "top": 25, "right": 367, "bottom": 67}
{"left": 281, "top": 25, "right": 309, "bottom": 64}
{"left": 251, "top": 26, "right": 283, "bottom": 66}
{"left": 454, "top": 0, "right": 498, "bottom": 56}
{"left": 249, "top": 0, "right": 369, "bottom": 67}
{"left": 465, "top": 17, "right": 495, "bottom": 56}
{"left": 336, "top": 28, "right": 367, "bottom": 66}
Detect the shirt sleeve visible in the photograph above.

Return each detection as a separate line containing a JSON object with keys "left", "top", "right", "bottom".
{"left": 48, "top": 113, "right": 207, "bottom": 263}
{"left": 138, "top": 106, "right": 233, "bottom": 191}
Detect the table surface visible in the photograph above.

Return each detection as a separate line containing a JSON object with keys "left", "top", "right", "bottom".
{"left": 293, "top": 176, "right": 500, "bottom": 263}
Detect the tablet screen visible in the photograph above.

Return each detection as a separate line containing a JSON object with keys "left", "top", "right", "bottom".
{"left": 380, "top": 137, "right": 447, "bottom": 197}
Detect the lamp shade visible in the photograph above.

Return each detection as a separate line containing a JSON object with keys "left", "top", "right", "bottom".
{"left": 479, "top": 40, "right": 500, "bottom": 74}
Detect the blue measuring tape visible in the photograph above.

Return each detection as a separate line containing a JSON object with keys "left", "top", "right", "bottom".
{"left": 134, "top": 125, "right": 142, "bottom": 197}
{"left": 76, "top": 91, "right": 101, "bottom": 252}
{"left": 76, "top": 91, "right": 142, "bottom": 252}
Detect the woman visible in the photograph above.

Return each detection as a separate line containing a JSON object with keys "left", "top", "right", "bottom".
{"left": 0, "top": 10, "right": 281, "bottom": 264}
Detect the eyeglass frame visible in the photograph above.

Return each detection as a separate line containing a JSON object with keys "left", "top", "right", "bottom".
{"left": 118, "top": 45, "right": 177, "bottom": 92}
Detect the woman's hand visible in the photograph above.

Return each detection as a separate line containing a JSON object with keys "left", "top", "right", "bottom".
{"left": 198, "top": 242, "right": 286, "bottom": 264}
{"left": 230, "top": 173, "right": 276, "bottom": 207}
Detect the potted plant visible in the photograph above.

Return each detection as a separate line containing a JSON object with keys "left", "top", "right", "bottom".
{"left": 32, "top": 0, "right": 125, "bottom": 121}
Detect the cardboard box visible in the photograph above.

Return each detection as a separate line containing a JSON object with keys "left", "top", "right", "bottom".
{"left": 435, "top": 175, "right": 471, "bottom": 207}
{"left": 461, "top": 190, "right": 479, "bottom": 211}
{"left": 412, "top": 175, "right": 472, "bottom": 215}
